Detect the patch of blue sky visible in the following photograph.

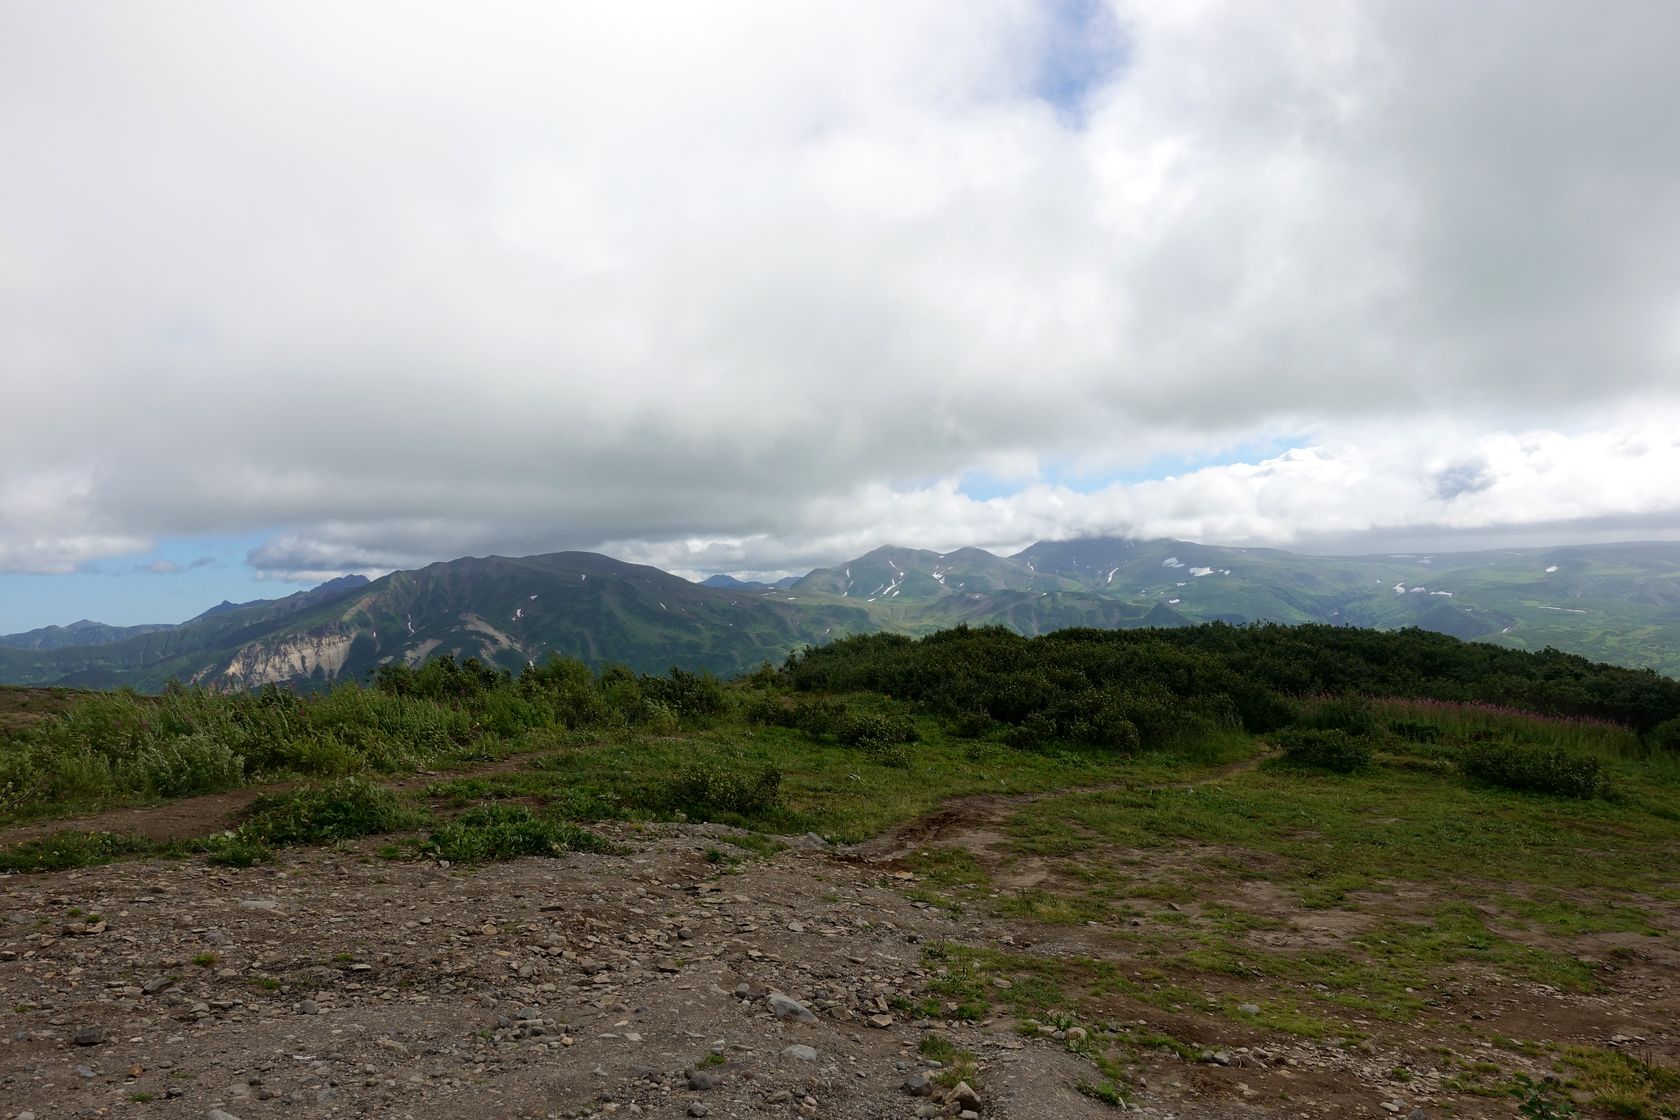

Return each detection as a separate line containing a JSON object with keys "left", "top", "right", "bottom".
{"left": 0, "top": 531, "right": 315, "bottom": 634}
{"left": 957, "top": 436, "right": 1303, "bottom": 501}
{"left": 1030, "top": 0, "right": 1128, "bottom": 124}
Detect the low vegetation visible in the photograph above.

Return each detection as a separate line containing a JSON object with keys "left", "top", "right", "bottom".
{"left": 2, "top": 622, "right": 1677, "bottom": 1117}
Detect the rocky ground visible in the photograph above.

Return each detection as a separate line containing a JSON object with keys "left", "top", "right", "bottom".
{"left": 2, "top": 806, "right": 1673, "bottom": 1120}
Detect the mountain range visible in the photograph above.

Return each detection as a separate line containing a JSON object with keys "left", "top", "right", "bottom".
{"left": 2, "top": 537, "right": 1677, "bottom": 690}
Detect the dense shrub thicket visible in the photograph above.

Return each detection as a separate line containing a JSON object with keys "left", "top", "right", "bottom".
{"left": 1459, "top": 740, "right": 1606, "bottom": 799}
{"left": 783, "top": 623, "right": 1680, "bottom": 739}
{"left": 1275, "top": 728, "right": 1375, "bottom": 773}
{"left": 3, "top": 623, "right": 1676, "bottom": 822}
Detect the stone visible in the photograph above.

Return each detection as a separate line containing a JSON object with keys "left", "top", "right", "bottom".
{"left": 903, "top": 1072, "right": 936, "bottom": 1097}
{"left": 767, "top": 992, "right": 818, "bottom": 1024}
{"left": 1238, "top": 1003, "right": 1260, "bottom": 1015}
{"left": 866, "top": 1014, "right": 893, "bottom": 1029}
{"left": 74, "top": 1025, "right": 104, "bottom": 1046}
{"left": 297, "top": 999, "right": 320, "bottom": 1015}
{"left": 238, "top": 900, "right": 278, "bottom": 911}
{"left": 1065, "top": 1026, "right": 1088, "bottom": 1043}
{"left": 207, "top": 1111, "right": 243, "bottom": 1120}
{"left": 687, "top": 1105, "right": 709, "bottom": 1118}
{"left": 142, "top": 976, "right": 172, "bottom": 995}
{"left": 782, "top": 1044, "right": 819, "bottom": 1061}
{"left": 75, "top": 1064, "right": 96, "bottom": 1078}
{"left": 687, "top": 1071, "right": 717, "bottom": 1091}
{"left": 948, "top": 1081, "right": 982, "bottom": 1110}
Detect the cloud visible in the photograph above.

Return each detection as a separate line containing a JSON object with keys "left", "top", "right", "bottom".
{"left": 141, "top": 559, "right": 181, "bottom": 575}
{"left": 1433, "top": 457, "right": 1494, "bottom": 501}
{"left": 2, "top": 1, "right": 1679, "bottom": 581}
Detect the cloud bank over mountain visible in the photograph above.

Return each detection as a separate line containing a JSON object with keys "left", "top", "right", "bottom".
{"left": 3, "top": 0, "right": 1678, "bottom": 585}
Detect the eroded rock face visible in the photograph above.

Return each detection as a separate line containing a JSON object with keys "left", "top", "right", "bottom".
{"left": 215, "top": 626, "right": 357, "bottom": 688}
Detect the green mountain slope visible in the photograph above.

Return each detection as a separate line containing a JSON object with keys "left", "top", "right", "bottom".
{"left": 2, "top": 538, "right": 1677, "bottom": 690}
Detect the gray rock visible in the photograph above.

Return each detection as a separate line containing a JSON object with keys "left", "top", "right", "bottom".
{"left": 1238, "top": 1003, "right": 1260, "bottom": 1015}
{"left": 238, "top": 899, "right": 278, "bottom": 911}
{"left": 687, "top": 1070, "right": 717, "bottom": 1091}
{"left": 75, "top": 1064, "right": 96, "bottom": 1078}
{"left": 208, "top": 1111, "right": 243, "bottom": 1120}
{"left": 903, "top": 1072, "right": 936, "bottom": 1097}
{"left": 688, "top": 1105, "right": 709, "bottom": 1118}
{"left": 948, "top": 1081, "right": 982, "bottom": 1110}
{"left": 142, "top": 976, "right": 173, "bottom": 995}
{"left": 782, "top": 1044, "right": 819, "bottom": 1061}
{"left": 297, "top": 999, "right": 320, "bottom": 1015}
{"left": 74, "top": 1025, "right": 104, "bottom": 1046}
{"left": 767, "top": 992, "right": 818, "bottom": 1024}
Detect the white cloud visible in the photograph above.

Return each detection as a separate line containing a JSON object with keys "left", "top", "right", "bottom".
{"left": 1, "top": 1, "right": 1678, "bottom": 580}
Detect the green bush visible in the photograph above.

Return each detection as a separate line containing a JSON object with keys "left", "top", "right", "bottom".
{"left": 120, "top": 732, "right": 245, "bottom": 797}
{"left": 660, "top": 760, "right": 784, "bottom": 819}
{"left": 234, "top": 777, "right": 428, "bottom": 847}
{"left": 1276, "top": 728, "right": 1374, "bottom": 773}
{"left": 1304, "top": 697, "right": 1383, "bottom": 738}
{"left": 793, "top": 697, "right": 849, "bottom": 738}
{"left": 837, "top": 711, "right": 918, "bottom": 750}
{"left": 1460, "top": 740, "right": 1604, "bottom": 799}
{"left": 424, "top": 804, "right": 608, "bottom": 862}
{"left": 0, "top": 830, "right": 155, "bottom": 873}
{"left": 639, "top": 668, "right": 728, "bottom": 722}
{"left": 1389, "top": 719, "right": 1442, "bottom": 744}
{"left": 1650, "top": 717, "right": 1680, "bottom": 753}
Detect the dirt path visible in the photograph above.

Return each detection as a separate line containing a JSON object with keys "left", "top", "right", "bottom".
{"left": 857, "top": 747, "right": 1277, "bottom": 862}
{"left": 0, "top": 751, "right": 544, "bottom": 847}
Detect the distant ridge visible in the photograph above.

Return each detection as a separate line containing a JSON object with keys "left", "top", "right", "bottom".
{"left": 2, "top": 538, "right": 1678, "bottom": 690}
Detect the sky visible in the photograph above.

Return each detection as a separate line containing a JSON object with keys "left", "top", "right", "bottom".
{"left": 3, "top": 0, "right": 1679, "bottom": 632}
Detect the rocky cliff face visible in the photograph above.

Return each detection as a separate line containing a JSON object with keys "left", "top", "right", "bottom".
{"left": 212, "top": 626, "right": 360, "bottom": 688}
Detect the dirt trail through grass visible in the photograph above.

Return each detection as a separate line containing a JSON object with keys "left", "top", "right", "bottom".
{"left": 857, "top": 747, "right": 1277, "bottom": 863}
{"left": 0, "top": 751, "right": 544, "bottom": 846}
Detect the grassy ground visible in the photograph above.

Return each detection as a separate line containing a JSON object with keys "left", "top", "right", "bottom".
{"left": 878, "top": 707, "right": 1680, "bottom": 1117}
{"left": 3, "top": 673, "right": 1677, "bottom": 1115}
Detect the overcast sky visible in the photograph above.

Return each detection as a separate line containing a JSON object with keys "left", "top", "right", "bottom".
{"left": 3, "top": 0, "right": 1679, "bottom": 631}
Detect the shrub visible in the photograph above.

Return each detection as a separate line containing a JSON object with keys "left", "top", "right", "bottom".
{"left": 424, "top": 805, "right": 608, "bottom": 863}
{"left": 639, "top": 668, "right": 728, "bottom": 722}
{"left": 1389, "top": 719, "right": 1442, "bottom": 744}
{"left": 1460, "top": 740, "right": 1604, "bottom": 799}
{"left": 792, "top": 698, "right": 849, "bottom": 738}
{"left": 120, "top": 732, "right": 245, "bottom": 798}
{"left": 660, "top": 760, "right": 784, "bottom": 819}
{"left": 1650, "top": 717, "right": 1680, "bottom": 753}
{"left": 836, "top": 711, "right": 918, "bottom": 754}
{"left": 1276, "top": 728, "right": 1373, "bottom": 773}
{"left": 0, "top": 830, "right": 155, "bottom": 873}
{"left": 1304, "top": 697, "right": 1383, "bottom": 738}
{"left": 945, "top": 709, "right": 996, "bottom": 739}
{"left": 234, "top": 777, "right": 427, "bottom": 847}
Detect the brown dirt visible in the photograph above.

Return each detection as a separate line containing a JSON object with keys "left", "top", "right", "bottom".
{"left": 2, "top": 744, "right": 1676, "bottom": 1120}
{"left": 0, "top": 752, "right": 547, "bottom": 847}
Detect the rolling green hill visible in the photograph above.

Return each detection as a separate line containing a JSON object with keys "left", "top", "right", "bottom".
{"left": 1, "top": 538, "right": 1677, "bottom": 690}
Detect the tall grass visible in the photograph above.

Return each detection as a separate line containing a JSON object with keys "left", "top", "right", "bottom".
{"left": 1369, "top": 696, "right": 1639, "bottom": 755}
{"left": 0, "top": 658, "right": 734, "bottom": 821}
